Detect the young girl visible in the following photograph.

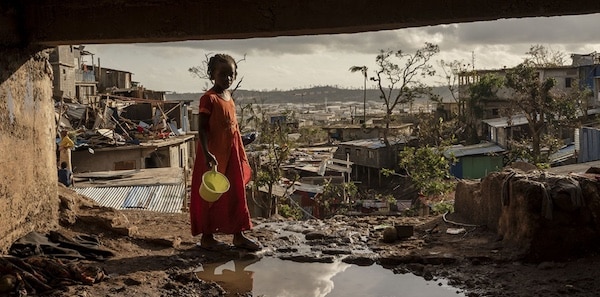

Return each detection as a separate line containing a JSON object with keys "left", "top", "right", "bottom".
{"left": 190, "top": 54, "right": 261, "bottom": 251}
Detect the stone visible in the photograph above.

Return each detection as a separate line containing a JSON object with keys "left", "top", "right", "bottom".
{"left": 114, "top": 226, "right": 139, "bottom": 237}
{"left": 422, "top": 254, "right": 458, "bottom": 265}
{"left": 305, "top": 231, "right": 327, "bottom": 240}
{"left": 382, "top": 227, "right": 398, "bottom": 243}
{"left": 322, "top": 248, "right": 352, "bottom": 255}
{"left": 342, "top": 254, "right": 377, "bottom": 266}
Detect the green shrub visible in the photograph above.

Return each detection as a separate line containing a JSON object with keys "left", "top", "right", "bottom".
{"left": 279, "top": 204, "right": 303, "bottom": 220}
{"left": 430, "top": 200, "right": 454, "bottom": 215}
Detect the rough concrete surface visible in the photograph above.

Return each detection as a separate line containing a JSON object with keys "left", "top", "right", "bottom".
{"left": 0, "top": 47, "right": 58, "bottom": 253}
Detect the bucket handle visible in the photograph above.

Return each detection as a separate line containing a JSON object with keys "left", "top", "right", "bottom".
{"left": 209, "top": 160, "right": 218, "bottom": 173}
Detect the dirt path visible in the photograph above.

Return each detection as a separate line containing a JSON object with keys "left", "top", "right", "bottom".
{"left": 38, "top": 187, "right": 600, "bottom": 297}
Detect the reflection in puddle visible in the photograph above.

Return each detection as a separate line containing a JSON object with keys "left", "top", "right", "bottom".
{"left": 196, "top": 257, "right": 464, "bottom": 297}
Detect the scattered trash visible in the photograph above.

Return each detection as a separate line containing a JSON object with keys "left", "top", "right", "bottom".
{"left": 446, "top": 228, "right": 467, "bottom": 235}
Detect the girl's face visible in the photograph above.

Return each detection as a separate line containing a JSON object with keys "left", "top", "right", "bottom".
{"left": 212, "top": 61, "right": 237, "bottom": 91}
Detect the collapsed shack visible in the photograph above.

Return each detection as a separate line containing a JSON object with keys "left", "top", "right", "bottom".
{"left": 55, "top": 95, "right": 195, "bottom": 173}
{"left": 56, "top": 94, "right": 193, "bottom": 151}
{"left": 455, "top": 167, "right": 600, "bottom": 262}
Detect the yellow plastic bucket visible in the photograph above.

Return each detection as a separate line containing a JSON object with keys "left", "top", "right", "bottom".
{"left": 199, "top": 166, "right": 230, "bottom": 202}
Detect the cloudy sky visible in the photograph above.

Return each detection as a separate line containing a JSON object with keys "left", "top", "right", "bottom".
{"left": 85, "top": 13, "right": 600, "bottom": 93}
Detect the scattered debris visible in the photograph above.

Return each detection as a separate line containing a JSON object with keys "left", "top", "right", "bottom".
{"left": 446, "top": 228, "right": 467, "bottom": 235}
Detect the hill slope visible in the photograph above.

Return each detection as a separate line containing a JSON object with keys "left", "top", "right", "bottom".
{"left": 166, "top": 85, "right": 453, "bottom": 105}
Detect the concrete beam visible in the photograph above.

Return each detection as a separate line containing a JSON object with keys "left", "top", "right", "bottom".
{"left": 2, "top": 0, "right": 600, "bottom": 46}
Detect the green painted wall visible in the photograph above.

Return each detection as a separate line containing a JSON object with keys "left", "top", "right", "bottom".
{"left": 462, "top": 155, "right": 504, "bottom": 179}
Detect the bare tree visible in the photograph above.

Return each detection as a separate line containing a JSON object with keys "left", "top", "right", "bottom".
{"left": 504, "top": 63, "right": 578, "bottom": 165}
{"left": 371, "top": 43, "right": 440, "bottom": 146}
{"left": 524, "top": 44, "right": 566, "bottom": 67}
{"left": 438, "top": 59, "right": 470, "bottom": 119}
{"left": 246, "top": 102, "right": 296, "bottom": 217}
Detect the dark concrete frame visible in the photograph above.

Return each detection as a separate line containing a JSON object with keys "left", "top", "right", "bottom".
{"left": 1, "top": 0, "right": 600, "bottom": 46}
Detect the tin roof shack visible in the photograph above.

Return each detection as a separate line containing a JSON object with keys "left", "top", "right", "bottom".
{"left": 326, "top": 123, "right": 412, "bottom": 142}
{"left": 482, "top": 114, "right": 535, "bottom": 148}
{"left": 292, "top": 183, "right": 324, "bottom": 219}
{"left": 334, "top": 138, "right": 408, "bottom": 187}
{"left": 72, "top": 167, "right": 186, "bottom": 214}
{"left": 289, "top": 158, "right": 353, "bottom": 216}
{"left": 483, "top": 112, "right": 577, "bottom": 151}
{"left": 71, "top": 134, "right": 195, "bottom": 173}
{"left": 251, "top": 182, "right": 294, "bottom": 218}
{"left": 445, "top": 142, "right": 505, "bottom": 179}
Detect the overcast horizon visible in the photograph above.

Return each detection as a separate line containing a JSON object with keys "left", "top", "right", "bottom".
{"left": 85, "top": 13, "right": 600, "bottom": 93}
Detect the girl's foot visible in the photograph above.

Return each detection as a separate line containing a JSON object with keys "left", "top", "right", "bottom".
{"left": 199, "top": 234, "right": 230, "bottom": 251}
{"left": 233, "top": 233, "right": 262, "bottom": 251}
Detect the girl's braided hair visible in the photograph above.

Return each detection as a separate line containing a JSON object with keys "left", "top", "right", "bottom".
{"left": 207, "top": 54, "right": 237, "bottom": 80}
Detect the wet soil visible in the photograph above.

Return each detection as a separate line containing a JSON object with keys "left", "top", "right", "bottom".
{"left": 47, "top": 186, "right": 600, "bottom": 297}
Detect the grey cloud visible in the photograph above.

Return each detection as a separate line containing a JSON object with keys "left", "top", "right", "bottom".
{"left": 135, "top": 13, "right": 599, "bottom": 59}
{"left": 137, "top": 29, "right": 441, "bottom": 57}
{"left": 456, "top": 13, "right": 600, "bottom": 45}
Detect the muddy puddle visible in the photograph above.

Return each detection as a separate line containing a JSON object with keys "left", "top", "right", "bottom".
{"left": 196, "top": 257, "right": 465, "bottom": 297}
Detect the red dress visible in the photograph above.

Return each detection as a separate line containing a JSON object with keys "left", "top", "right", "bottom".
{"left": 190, "top": 90, "right": 252, "bottom": 236}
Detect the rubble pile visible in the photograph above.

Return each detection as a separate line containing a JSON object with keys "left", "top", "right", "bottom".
{"left": 55, "top": 95, "right": 190, "bottom": 150}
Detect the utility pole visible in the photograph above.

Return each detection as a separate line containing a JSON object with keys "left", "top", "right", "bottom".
{"left": 349, "top": 66, "right": 368, "bottom": 125}
{"left": 363, "top": 73, "right": 366, "bottom": 125}
{"left": 294, "top": 92, "right": 306, "bottom": 113}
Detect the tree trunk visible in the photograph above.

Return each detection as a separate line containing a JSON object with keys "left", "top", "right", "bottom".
{"left": 268, "top": 185, "right": 275, "bottom": 217}
{"left": 531, "top": 121, "right": 542, "bottom": 163}
{"left": 383, "top": 113, "right": 391, "bottom": 147}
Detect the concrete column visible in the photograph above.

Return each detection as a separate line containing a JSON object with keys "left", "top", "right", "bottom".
{"left": 0, "top": 46, "right": 59, "bottom": 251}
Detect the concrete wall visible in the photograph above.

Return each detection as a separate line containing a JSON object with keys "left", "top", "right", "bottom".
{"left": 0, "top": 47, "right": 59, "bottom": 252}
{"left": 49, "top": 46, "right": 76, "bottom": 99}
{"left": 72, "top": 147, "right": 154, "bottom": 172}
{"left": 71, "top": 139, "right": 194, "bottom": 173}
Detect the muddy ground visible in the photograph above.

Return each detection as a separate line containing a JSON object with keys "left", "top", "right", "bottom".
{"left": 35, "top": 186, "right": 600, "bottom": 297}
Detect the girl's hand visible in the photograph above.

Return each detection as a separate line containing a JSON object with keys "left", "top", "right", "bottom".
{"left": 205, "top": 152, "right": 217, "bottom": 169}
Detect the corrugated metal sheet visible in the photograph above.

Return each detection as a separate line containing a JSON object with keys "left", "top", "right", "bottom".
{"left": 485, "top": 110, "right": 600, "bottom": 129}
{"left": 445, "top": 142, "right": 505, "bottom": 158}
{"left": 579, "top": 127, "right": 600, "bottom": 163}
{"left": 339, "top": 138, "right": 407, "bottom": 149}
{"left": 550, "top": 144, "right": 576, "bottom": 164}
{"left": 73, "top": 184, "right": 185, "bottom": 213}
{"left": 483, "top": 114, "right": 529, "bottom": 128}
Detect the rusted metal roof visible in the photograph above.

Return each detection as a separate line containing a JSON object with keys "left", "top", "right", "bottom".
{"left": 73, "top": 184, "right": 185, "bottom": 213}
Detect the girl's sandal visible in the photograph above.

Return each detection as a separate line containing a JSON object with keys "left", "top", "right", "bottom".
{"left": 234, "top": 239, "right": 262, "bottom": 251}
{"left": 198, "top": 241, "right": 231, "bottom": 251}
